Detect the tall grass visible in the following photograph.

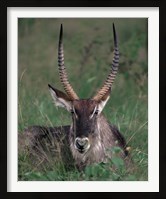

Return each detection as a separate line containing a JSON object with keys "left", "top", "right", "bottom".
{"left": 18, "top": 18, "right": 148, "bottom": 181}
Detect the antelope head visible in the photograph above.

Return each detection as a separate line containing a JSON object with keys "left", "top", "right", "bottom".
{"left": 48, "top": 24, "right": 119, "bottom": 154}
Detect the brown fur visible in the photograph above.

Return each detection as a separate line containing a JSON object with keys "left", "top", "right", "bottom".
{"left": 19, "top": 114, "right": 129, "bottom": 170}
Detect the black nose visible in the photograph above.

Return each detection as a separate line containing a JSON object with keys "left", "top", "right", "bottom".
{"left": 75, "top": 137, "right": 89, "bottom": 152}
{"left": 76, "top": 141, "right": 84, "bottom": 150}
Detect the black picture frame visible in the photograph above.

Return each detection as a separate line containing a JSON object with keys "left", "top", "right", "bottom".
{"left": 1, "top": 0, "right": 165, "bottom": 198}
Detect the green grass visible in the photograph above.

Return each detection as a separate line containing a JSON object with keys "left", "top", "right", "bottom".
{"left": 18, "top": 18, "right": 148, "bottom": 181}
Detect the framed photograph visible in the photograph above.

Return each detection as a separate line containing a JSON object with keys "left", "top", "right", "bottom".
{"left": 3, "top": 1, "right": 163, "bottom": 198}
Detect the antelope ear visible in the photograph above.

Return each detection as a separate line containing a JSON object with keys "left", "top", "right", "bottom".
{"left": 48, "top": 84, "right": 72, "bottom": 112}
{"left": 97, "top": 91, "right": 110, "bottom": 113}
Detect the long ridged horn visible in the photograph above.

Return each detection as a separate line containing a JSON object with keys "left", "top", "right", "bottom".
{"left": 58, "top": 24, "right": 79, "bottom": 100}
{"left": 93, "top": 23, "right": 119, "bottom": 101}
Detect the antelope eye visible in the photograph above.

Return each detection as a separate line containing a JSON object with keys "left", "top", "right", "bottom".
{"left": 71, "top": 110, "right": 74, "bottom": 114}
{"left": 94, "top": 110, "right": 99, "bottom": 115}
{"left": 90, "top": 109, "right": 99, "bottom": 117}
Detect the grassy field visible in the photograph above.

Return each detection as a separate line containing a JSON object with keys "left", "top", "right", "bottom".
{"left": 18, "top": 18, "right": 148, "bottom": 181}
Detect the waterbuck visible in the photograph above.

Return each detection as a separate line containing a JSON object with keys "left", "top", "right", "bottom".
{"left": 19, "top": 24, "right": 129, "bottom": 170}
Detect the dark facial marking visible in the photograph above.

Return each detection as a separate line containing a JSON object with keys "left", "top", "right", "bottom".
{"left": 71, "top": 99, "right": 99, "bottom": 138}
